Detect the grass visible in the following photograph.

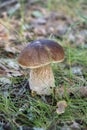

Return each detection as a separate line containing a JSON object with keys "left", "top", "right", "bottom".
{"left": 0, "top": 0, "right": 87, "bottom": 129}
{"left": 0, "top": 43, "right": 87, "bottom": 129}
{"left": 46, "top": 0, "right": 85, "bottom": 17}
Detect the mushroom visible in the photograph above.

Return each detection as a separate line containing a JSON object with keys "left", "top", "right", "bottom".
{"left": 18, "top": 39, "right": 64, "bottom": 95}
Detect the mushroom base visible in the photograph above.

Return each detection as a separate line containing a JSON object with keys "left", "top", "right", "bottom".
{"left": 29, "top": 64, "right": 55, "bottom": 95}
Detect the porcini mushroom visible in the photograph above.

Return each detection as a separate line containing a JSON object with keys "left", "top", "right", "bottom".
{"left": 18, "top": 39, "right": 64, "bottom": 95}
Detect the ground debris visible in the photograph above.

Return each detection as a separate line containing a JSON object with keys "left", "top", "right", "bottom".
{"left": 55, "top": 86, "right": 87, "bottom": 98}
{"left": 56, "top": 100, "right": 67, "bottom": 115}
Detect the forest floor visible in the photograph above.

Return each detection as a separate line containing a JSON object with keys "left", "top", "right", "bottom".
{"left": 0, "top": 0, "right": 87, "bottom": 130}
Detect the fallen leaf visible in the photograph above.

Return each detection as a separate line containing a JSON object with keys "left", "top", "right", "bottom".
{"left": 55, "top": 86, "right": 87, "bottom": 98}
{"left": 71, "top": 66, "right": 82, "bottom": 75}
{"left": 0, "top": 58, "right": 19, "bottom": 70}
{"left": 0, "top": 69, "right": 7, "bottom": 76}
{"left": 31, "top": 10, "right": 43, "bottom": 18}
{"left": 0, "top": 58, "right": 23, "bottom": 77}
{"left": 56, "top": 24, "right": 68, "bottom": 36}
{"left": 34, "top": 26, "right": 46, "bottom": 36}
{"left": 32, "top": 17, "right": 47, "bottom": 25}
{"left": 70, "top": 121, "right": 80, "bottom": 129}
{"left": 56, "top": 100, "right": 67, "bottom": 115}
{"left": 7, "top": 3, "right": 20, "bottom": 16}
{"left": 61, "top": 124, "right": 71, "bottom": 130}
{"left": 0, "top": 77, "right": 11, "bottom": 84}
{"left": 0, "top": 23, "right": 9, "bottom": 45}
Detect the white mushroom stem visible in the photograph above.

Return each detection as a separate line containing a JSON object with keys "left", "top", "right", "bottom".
{"left": 29, "top": 64, "right": 55, "bottom": 95}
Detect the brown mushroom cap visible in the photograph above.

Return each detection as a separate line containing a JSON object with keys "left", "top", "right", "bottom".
{"left": 18, "top": 39, "right": 64, "bottom": 68}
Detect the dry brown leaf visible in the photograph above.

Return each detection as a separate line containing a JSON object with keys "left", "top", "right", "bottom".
{"left": 55, "top": 86, "right": 87, "bottom": 98}
{"left": 0, "top": 58, "right": 23, "bottom": 77}
{"left": 34, "top": 26, "right": 47, "bottom": 36}
{"left": 0, "top": 69, "right": 7, "bottom": 76}
{"left": 0, "top": 23, "right": 9, "bottom": 41}
{"left": 56, "top": 100, "right": 67, "bottom": 115}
